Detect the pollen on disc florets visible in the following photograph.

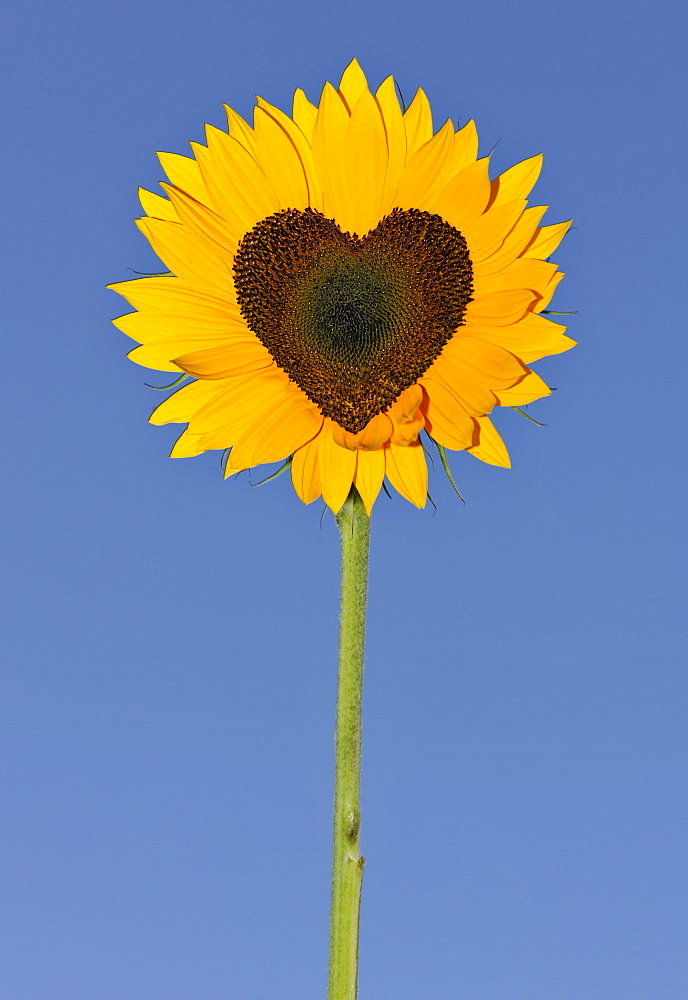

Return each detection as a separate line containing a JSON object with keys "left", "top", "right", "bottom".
{"left": 233, "top": 207, "right": 473, "bottom": 433}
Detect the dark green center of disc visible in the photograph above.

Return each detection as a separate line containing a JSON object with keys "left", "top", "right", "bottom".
{"left": 233, "top": 207, "right": 473, "bottom": 433}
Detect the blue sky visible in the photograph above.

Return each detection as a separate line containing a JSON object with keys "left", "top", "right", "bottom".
{"left": 2, "top": 1, "right": 687, "bottom": 997}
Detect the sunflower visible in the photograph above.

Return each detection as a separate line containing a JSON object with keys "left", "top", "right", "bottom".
{"left": 110, "top": 59, "right": 574, "bottom": 514}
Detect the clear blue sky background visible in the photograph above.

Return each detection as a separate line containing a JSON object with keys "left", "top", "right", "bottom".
{"left": 2, "top": 1, "right": 687, "bottom": 997}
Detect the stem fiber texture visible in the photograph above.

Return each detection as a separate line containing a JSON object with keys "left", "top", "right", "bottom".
{"left": 328, "top": 487, "right": 371, "bottom": 1000}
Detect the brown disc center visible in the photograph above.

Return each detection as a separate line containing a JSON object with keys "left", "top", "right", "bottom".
{"left": 233, "top": 207, "right": 473, "bottom": 433}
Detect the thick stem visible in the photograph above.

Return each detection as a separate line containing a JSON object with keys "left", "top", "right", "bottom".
{"left": 328, "top": 487, "right": 371, "bottom": 1000}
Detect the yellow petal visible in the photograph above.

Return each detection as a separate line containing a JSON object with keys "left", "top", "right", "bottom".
{"left": 464, "top": 289, "right": 537, "bottom": 325}
{"left": 467, "top": 312, "right": 576, "bottom": 363}
{"left": 173, "top": 341, "right": 273, "bottom": 379}
{"left": 424, "top": 356, "right": 496, "bottom": 416}
{"left": 524, "top": 219, "right": 572, "bottom": 259}
{"left": 291, "top": 433, "right": 322, "bottom": 504}
{"left": 421, "top": 371, "right": 488, "bottom": 420}
{"left": 148, "top": 371, "right": 294, "bottom": 451}
{"left": 353, "top": 448, "right": 386, "bottom": 515}
{"left": 128, "top": 339, "right": 232, "bottom": 372}
{"left": 494, "top": 370, "right": 551, "bottom": 405}
{"left": 537, "top": 269, "right": 565, "bottom": 310}
{"left": 451, "top": 119, "right": 478, "bottom": 173}
{"left": 252, "top": 106, "right": 311, "bottom": 211}
{"left": 149, "top": 378, "right": 222, "bottom": 425}
{"left": 224, "top": 105, "right": 258, "bottom": 154}
{"left": 389, "top": 384, "right": 423, "bottom": 422}
{"left": 472, "top": 258, "right": 558, "bottom": 298}
{"left": 312, "top": 83, "right": 352, "bottom": 229}
{"left": 375, "top": 75, "right": 407, "bottom": 215}
{"left": 190, "top": 369, "right": 291, "bottom": 434}
{"left": 462, "top": 200, "right": 527, "bottom": 262}
{"left": 419, "top": 380, "right": 476, "bottom": 450}
{"left": 318, "top": 422, "right": 357, "bottom": 514}
{"left": 196, "top": 423, "right": 246, "bottom": 454}
{"left": 468, "top": 416, "right": 511, "bottom": 467}
{"left": 228, "top": 385, "right": 323, "bottom": 469}
{"left": 113, "top": 309, "right": 247, "bottom": 344}
{"left": 448, "top": 337, "right": 527, "bottom": 384}
{"left": 139, "top": 187, "right": 177, "bottom": 221}
{"left": 403, "top": 88, "right": 433, "bottom": 156}
{"left": 391, "top": 418, "right": 424, "bottom": 446}
{"left": 189, "top": 132, "right": 255, "bottom": 234}
{"left": 338, "top": 58, "right": 368, "bottom": 112}
{"left": 345, "top": 90, "right": 388, "bottom": 235}
{"left": 135, "top": 218, "right": 235, "bottom": 296}
{"left": 384, "top": 442, "right": 428, "bottom": 507}
{"left": 157, "top": 151, "right": 207, "bottom": 202}
{"left": 395, "top": 119, "right": 455, "bottom": 209}
{"left": 161, "top": 182, "right": 243, "bottom": 253}
{"left": 256, "top": 96, "right": 323, "bottom": 210}
{"left": 489, "top": 154, "right": 543, "bottom": 209}
{"left": 170, "top": 429, "right": 207, "bottom": 458}
{"left": 427, "top": 157, "right": 491, "bottom": 231}
{"left": 388, "top": 385, "right": 424, "bottom": 444}
{"left": 333, "top": 412, "right": 393, "bottom": 451}
{"left": 195, "top": 410, "right": 269, "bottom": 459}
{"left": 463, "top": 201, "right": 526, "bottom": 262}
{"left": 292, "top": 88, "right": 318, "bottom": 142}
{"left": 108, "top": 277, "right": 233, "bottom": 316}
{"left": 477, "top": 205, "right": 547, "bottom": 275}
{"left": 197, "top": 126, "right": 280, "bottom": 233}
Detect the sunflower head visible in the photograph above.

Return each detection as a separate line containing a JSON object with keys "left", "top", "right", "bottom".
{"left": 110, "top": 59, "right": 575, "bottom": 514}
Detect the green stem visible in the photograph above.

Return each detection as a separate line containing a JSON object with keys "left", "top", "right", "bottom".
{"left": 328, "top": 487, "right": 371, "bottom": 1000}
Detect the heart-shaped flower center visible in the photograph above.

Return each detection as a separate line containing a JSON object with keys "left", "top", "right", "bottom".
{"left": 233, "top": 207, "right": 473, "bottom": 433}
